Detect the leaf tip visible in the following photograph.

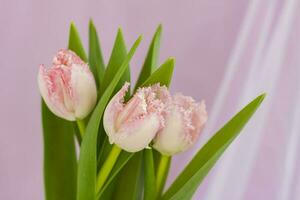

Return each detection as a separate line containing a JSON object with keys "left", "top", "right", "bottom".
{"left": 117, "top": 27, "right": 124, "bottom": 35}
{"left": 257, "top": 93, "right": 266, "bottom": 104}
{"left": 137, "top": 35, "right": 143, "bottom": 42}
{"left": 133, "top": 35, "right": 143, "bottom": 47}
{"left": 70, "top": 21, "right": 76, "bottom": 31}
{"left": 260, "top": 92, "right": 267, "bottom": 98}
{"left": 89, "top": 19, "right": 95, "bottom": 28}
{"left": 157, "top": 24, "right": 163, "bottom": 33}
{"left": 167, "top": 57, "right": 175, "bottom": 65}
{"left": 69, "top": 22, "right": 79, "bottom": 40}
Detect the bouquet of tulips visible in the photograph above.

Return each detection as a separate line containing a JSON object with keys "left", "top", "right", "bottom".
{"left": 38, "top": 21, "right": 265, "bottom": 200}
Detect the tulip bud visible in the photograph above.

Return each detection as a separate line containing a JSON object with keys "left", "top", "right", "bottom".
{"left": 153, "top": 94, "right": 207, "bottom": 156}
{"left": 38, "top": 49, "right": 97, "bottom": 121}
{"left": 103, "top": 83, "right": 169, "bottom": 152}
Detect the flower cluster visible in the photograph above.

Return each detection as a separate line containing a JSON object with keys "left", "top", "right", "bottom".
{"left": 103, "top": 82, "right": 208, "bottom": 155}
{"left": 38, "top": 23, "right": 266, "bottom": 200}
{"left": 39, "top": 49, "right": 207, "bottom": 156}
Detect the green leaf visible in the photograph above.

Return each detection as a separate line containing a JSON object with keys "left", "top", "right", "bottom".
{"left": 112, "top": 152, "right": 143, "bottom": 200}
{"left": 100, "top": 28, "right": 131, "bottom": 97}
{"left": 144, "top": 149, "right": 156, "bottom": 200}
{"left": 113, "top": 35, "right": 165, "bottom": 195}
{"left": 96, "top": 28, "right": 132, "bottom": 184}
{"left": 73, "top": 123, "right": 82, "bottom": 145}
{"left": 98, "top": 50, "right": 175, "bottom": 200}
{"left": 135, "top": 24, "right": 162, "bottom": 90}
{"left": 97, "top": 137, "right": 111, "bottom": 171}
{"left": 95, "top": 29, "right": 131, "bottom": 161}
{"left": 141, "top": 57, "right": 174, "bottom": 200}
{"left": 110, "top": 26, "right": 161, "bottom": 200}
{"left": 68, "top": 22, "right": 89, "bottom": 146}
{"left": 97, "top": 152, "right": 134, "bottom": 199}
{"left": 76, "top": 36, "right": 142, "bottom": 200}
{"left": 42, "top": 101, "right": 77, "bottom": 200}
{"left": 68, "top": 22, "right": 88, "bottom": 62}
{"left": 161, "top": 94, "right": 266, "bottom": 200}
{"left": 89, "top": 20, "right": 105, "bottom": 88}
{"left": 98, "top": 179, "right": 117, "bottom": 200}
{"left": 142, "top": 58, "right": 175, "bottom": 88}
{"left": 88, "top": 20, "right": 106, "bottom": 155}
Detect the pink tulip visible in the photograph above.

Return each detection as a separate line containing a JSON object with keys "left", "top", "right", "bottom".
{"left": 38, "top": 49, "right": 97, "bottom": 121}
{"left": 153, "top": 93, "right": 208, "bottom": 155}
{"left": 103, "top": 83, "right": 169, "bottom": 152}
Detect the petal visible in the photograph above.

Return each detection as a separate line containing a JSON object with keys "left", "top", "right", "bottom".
{"left": 38, "top": 65, "right": 75, "bottom": 121}
{"left": 103, "top": 83, "right": 130, "bottom": 141}
{"left": 115, "top": 89, "right": 148, "bottom": 128}
{"left": 150, "top": 84, "right": 172, "bottom": 104}
{"left": 153, "top": 108, "right": 188, "bottom": 155}
{"left": 190, "top": 100, "right": 208, "bottom": 141}
{"left": 103, "top": 83, "right": 169, "bottom": 152}
{"left": 172, "top": 94, "right": 206, "bottom": 143}
{"left": 53, "top": 49, "right": 85, "bottom": 67}
{"left": 153, "top": 94, "right": 208, "bottom": 155}
{"left": 113, "top": 114, "right": 161, "bottom": 152}
{"left": 71, "top": 64, "right": 97, "bottom": 119}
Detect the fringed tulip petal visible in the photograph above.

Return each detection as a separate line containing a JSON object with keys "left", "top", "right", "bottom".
{"left": 153, "top": 93, "right": 208, "bottom": 155}
{"left": 103, "top": 83, "right": 168, "bottom": 152}
{"left": 38, "top": 49, "right": 97, "bottom": 121}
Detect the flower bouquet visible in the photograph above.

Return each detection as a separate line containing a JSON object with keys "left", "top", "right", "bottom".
{"left": 38, "top": 21, "right": 265, "bottom": 200}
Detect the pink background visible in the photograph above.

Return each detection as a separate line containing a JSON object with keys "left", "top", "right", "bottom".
{"left": 0, "top": 0, "right": 262, "bottom": 199}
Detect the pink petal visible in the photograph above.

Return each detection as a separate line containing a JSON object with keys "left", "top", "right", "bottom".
{"left": 103, "top": 83, "right": 169, "bottom": 152}
{"left": 70, "top": 64, "right": 97, "bottom": 119}
{"left": 53, "top": 49, "right": 85, "bottom": 67}
{"left": 103, "top": 82, "right": 130, "bottom": 141}
{"left": 153, "top": 93, "right": 208, "bottom": 155}
{"left": 114, "top": 114, "right": 161, "bottom": 152}
{"left": 38, "top": 65, "right": 75, "bottom": 120}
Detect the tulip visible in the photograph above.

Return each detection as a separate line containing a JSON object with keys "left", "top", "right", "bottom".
{"left": 38, "top": 49, "right": 97, "bottom": 121}
{"left": 103, "top": 83, "right": 169, "bottom": 152}
{"left": 153, "top": 93, "right": 207, "bottom": 156}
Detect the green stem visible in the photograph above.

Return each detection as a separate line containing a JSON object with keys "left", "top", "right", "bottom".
{"left": 96, "top": 144, "right": 122, "bottom": 193}
{"left": 156, "top": 155, "right": 171, "bottom": 197}
{"left": 76, "top": 119, "right": 86, "bottom": 138}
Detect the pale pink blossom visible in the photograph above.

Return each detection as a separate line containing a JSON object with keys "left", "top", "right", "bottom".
{"left": 153, "top": 93, "right": 207, "bottom": 155}
{"left": 103, "top": 83, "right": 169, "bottom": 152}
{"left": 38, "top": 49, "right": 97, "bottom": 121}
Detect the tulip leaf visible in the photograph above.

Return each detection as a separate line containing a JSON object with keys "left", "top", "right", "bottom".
{"left": 140, "top": 57, "right": 174, "bottom": 200}
{"left": 98, "top": 34, "right": 175, "bottom": 200}
{"left": 68, "top": 22, "right": 89, "bottom": 144}
{"left": 42, "top": 101, "right": 77, "bottom": 200}
{"left": 68, "top": 22, "right": 88, "bottom": 62}
{"left": 95, "top": 27, "right": 132, "bottom": 183}
{"left": 88, "top": 20, "right": 106, "bottom": 153}
{"left": 100, "top": 28, "right": 131, "bottom": 97}
{"left": 135, "top": 24, "right": 162, "bottom": 90}
{"left": 89, "top": 19, "right": 105, "bottom": 89}
{"left": 114, "top": 26, "right": 163, "bottom": 199}
{"left": 142, "top": 58, "right": 175, "bottom": 199}
{"left": 96, "top": 29, "right": 135, "bottom": 199}
{"left": 142, "top": 58, "right": 175, "bottom": 88}
{"left": 161, "top": 94, "right": 266, "bottom": 200}
{"left": 76, "top": 36, "right": 142, "bottom": 200}
{"left": 97, "top": 138, "right": 112, "bottom": 171}
{"left": 97, "top": 151, "right": 134, "bottom": 199}
{"left": 112, "top": 152, "right": 143, "bottom": 200}
{"left": 96, "top": 28, "right": 132, "bottom": 159}
{"left": 98, "top": 179, "right": 117, "bottom": 200}
{"left": 144, "top": 149, "right": 156, "bottom": 200}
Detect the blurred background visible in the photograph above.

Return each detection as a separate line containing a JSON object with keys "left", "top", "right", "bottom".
{"left": 1, "top": 0, "right": 299, "bottom": 199}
